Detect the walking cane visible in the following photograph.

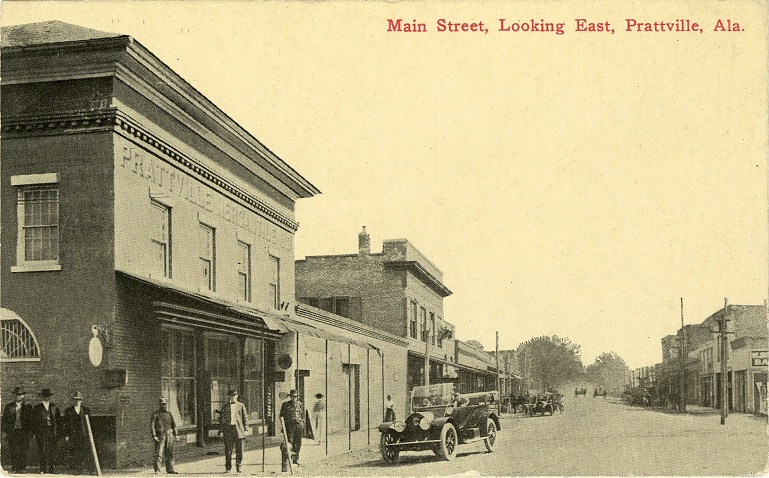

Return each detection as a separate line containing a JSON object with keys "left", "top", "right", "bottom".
{"left": 84, "top": 415, "right": 102, "bottom": 476}
{"left": 280, "top": 417, "right": 293, "bottom": 475}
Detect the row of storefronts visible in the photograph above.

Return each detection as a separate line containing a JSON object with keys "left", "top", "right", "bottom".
{"left": 0, "top": 20, "right": 513, "bottom": 469}
{"left": 629, "top": 303, "right": 767, "bottom": 415}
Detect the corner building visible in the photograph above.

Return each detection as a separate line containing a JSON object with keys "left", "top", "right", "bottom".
{"left": 0, "top": 21, "right": 319, "bottom": 468}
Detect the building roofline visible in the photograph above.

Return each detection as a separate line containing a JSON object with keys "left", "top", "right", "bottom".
{"left": 1, "top": 22, "right": 321, "bottom": 200}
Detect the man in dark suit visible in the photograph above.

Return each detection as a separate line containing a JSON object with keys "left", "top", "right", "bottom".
{"left": 279, "top": 390, "right": 305, "bottom": 469}
{"left": 2, "top": 386, "right": 33, "bottom": 472}
{"left": 33, "top": 388, "right": 62, "bottom": 474}
{"left": 62, "top": 391, "right": 93, "bottom": 475}
{"left": 218, "top": 390, "right": 249, "bottom": 473}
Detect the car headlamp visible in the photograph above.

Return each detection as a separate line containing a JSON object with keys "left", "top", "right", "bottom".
{"left": 418, "top": 417, "right": 431, "bottom": 430}
{"left": 391, "top": 421, "right": 406, "bottom": 433}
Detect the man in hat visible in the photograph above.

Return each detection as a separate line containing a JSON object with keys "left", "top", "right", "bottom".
{"left": 33, "top": 388, "right": 62, "bottom": 473}
{"left": 279, "top": 390, "right": 305, "bottom": 469}
{"left": 150, "top": 397, "right": 178, "bottom": 474}
{"left": 2, "top": 386, "right": 33, "bottom": 472}
{"left": 218, "top": 390, "right": 248, "bottom": 473}
{"left": 62, "top": 391, "right": 93, "bottom": 474}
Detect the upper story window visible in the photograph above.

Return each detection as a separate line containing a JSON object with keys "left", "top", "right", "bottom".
{"left": 199, "top": 224, "right": 215, "bottom": 291}
{"left": 237, "top": 241, "right": 251, "bottom": 302}
{"left": 150, "top": 201, "right": 171, "bottom": 278}
{"left": 269, "top": 256, "right": 280, "bottom": 309}
{"left": 409, "top": 300, "right": 418, "bottom": 339}
{"left": 12, "top": 173, "right": 61, "bottom": 272}
{"left": 430, "top": 313, "right": 436, "bottom": 346}
{"left": 1, "top": 315, "right": 41, "bottom": 362}
{"left": 419, "top": 307, "right": 428, "bottom": 342}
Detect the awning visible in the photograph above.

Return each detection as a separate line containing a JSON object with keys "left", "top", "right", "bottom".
{"left": 259, "top": 314, "right": 375, "bottom": 349}
{"left": 117, "top": 270, "right": 284, "bottom": 339}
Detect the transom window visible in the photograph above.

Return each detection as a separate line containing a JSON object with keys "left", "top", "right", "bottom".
{"left": 1, "top": 318, "right": 41, "bottom": 362}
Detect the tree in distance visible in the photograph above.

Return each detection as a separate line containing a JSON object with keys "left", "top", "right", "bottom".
{"left": 516, "top": 335, "right": 584, "bottom": 392}
{"left": 584, "top": 351, "right": 629, "bottom": 394}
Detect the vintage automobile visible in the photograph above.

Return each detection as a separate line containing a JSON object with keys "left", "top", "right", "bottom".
{"left": 378, "top": 383, "right": 501, "bottom": 462}
{"left": 525, "top": 393, "right": 563, "bottom": 416}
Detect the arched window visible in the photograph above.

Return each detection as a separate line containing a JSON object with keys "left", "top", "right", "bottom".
{"left": 0, "top": 309, "right": 40, "bottom": 362}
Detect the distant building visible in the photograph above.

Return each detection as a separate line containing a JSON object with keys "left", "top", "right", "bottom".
{"left": 296, "top": 228, "right": 457, "bottom": 409}
{"left": 687, "top": 304, "right": 768, "bottom": 414}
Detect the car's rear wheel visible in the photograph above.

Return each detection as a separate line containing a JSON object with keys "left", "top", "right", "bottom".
{"left": 438, "top": 423, "right": 457, "bottom": 461}
{"left": 380, "top": 431, "right": 400, "bottom": 463}
{"left": 484, "top": 418, "right": 496, "bottom": 452}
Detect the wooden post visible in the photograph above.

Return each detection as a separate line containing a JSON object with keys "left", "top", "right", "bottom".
{"left": 84, "top": 414, "right": 102, "bottom": 476}
{"left": 324, "top": 339, "right": 329, "bottom": 456}
{"left": 280, "top": 417, "right": 294, "bottom": 475}
{"left": 424, "top": 310, "right": 430, "bottom": 387}
{"left": 261, "top": 341, "right": 266, "bottom": 473}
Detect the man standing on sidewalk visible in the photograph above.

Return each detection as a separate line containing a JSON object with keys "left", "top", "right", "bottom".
{"left": 279, "top": 390, "right": 305, "bottom": 469}
{"left": 62, "top": 391, "right": 94, "bottom": 475}
{"left": 2, "top": 387, "right": 33, "bottom": 473}
{"left": 219, "top": 390, "right": 248, "bottom": 474}
{"left": 150, "top": 397, "right": 178, "bottom": 475}
{"left": 33, "top": 388, "right": 62, "bottom": 474}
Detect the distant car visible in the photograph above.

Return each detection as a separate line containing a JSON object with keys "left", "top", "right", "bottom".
{"left": 378, "top": 383, "right": 501, "bottom": 462}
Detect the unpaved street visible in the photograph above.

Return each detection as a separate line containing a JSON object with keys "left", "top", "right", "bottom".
{"left": 307, "top": 395, "right": 768, "bottom": 476}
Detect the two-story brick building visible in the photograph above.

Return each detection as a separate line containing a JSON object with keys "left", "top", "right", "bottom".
{"left": 0, "top": 21, "right": 323, "bottom": 467}
{"left": 295, "top": 228, "right": 458, "bottom": 412}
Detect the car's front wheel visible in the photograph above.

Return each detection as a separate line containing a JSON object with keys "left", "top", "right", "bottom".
{"left": 484, "top": 418, "right": 496, "bottom": 452}
{"left": 380, "top": 431, "right": 400, "bottom": 463}
{"left": 438, "top": 423, "right": 457, "bottom": 461}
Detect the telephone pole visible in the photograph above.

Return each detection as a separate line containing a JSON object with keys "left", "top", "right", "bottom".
{"left": 680, "top": 298, "right": 687, "bottom": 412}
{"left": 716, "top": 298, "right": 730, "bottom": 425}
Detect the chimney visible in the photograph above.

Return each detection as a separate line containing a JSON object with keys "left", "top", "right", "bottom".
{"left": 358, "top": 226, "right": 370, "bottom": 255}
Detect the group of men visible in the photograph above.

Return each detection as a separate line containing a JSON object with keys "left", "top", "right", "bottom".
{"left": 3, "top": 386, "right": 314, "bottom": 475}
{"left": 1, "top": 387, "right": 94, "bottom": 474}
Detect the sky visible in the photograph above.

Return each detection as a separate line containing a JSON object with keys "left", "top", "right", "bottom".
{"left": 3, "top": 1, "right": 767, "bottom": 369}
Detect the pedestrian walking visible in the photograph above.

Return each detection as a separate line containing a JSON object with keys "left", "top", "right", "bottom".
{"left": 33, "top": 388, "right": 62, "bottom": 474}
{"left": 279, "top": 390, "right": 304, "bottom": 471}
{"left": 311, "top": 393, "right": 325, "bottom": 445}
{"left": 150, "top": 397, "right": 178, "bottom": 474}
{"left": 218, "top": 390, "right": 248, "bottom": 474}
{"left": 2, "top": 386, "right": 33, "bottom": 473}
{"left": 62, "top": 391, "right": 94, "bottom": 475}
{"left": 384, "top": 394, "right": 396, "bottom": 422}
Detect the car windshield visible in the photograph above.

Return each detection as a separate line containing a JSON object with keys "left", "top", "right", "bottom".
{"left": 411, "top": 383, "right": 455, "bottom": 409}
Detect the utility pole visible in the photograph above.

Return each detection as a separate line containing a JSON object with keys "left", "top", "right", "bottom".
{"left": 495, "top": 331, "right": 500, "bottom": 394}
{"left": 424, "top": 310, "right": 430, "bottom": 387}
{"left": 680, "top": 298, "right": 687, "bottom": 412}
{"left": 716, "top": 298, "right": 730, "bottom": 425}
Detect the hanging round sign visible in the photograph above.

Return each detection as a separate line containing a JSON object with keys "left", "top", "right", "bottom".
{"left": 89, "top": 325, "right": 103, "bottom": 367}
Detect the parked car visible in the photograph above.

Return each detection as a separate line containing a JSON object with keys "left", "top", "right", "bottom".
{"left": 378, "top": 383, "right": 501, "bottom": 462}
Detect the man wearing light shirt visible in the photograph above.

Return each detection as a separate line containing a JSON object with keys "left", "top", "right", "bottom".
{"left": 218, "top": 390, "right": 248, "bottom": 473}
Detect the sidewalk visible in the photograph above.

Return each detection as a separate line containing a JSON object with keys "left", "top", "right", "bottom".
{"left": 104, "top": 429, "right": 379, "bottom": 476}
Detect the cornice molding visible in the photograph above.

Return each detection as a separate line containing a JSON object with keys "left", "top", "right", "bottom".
{"left": 3, "top": 109, "right": 300, "bottom": 233}
{"left": 385, "top": 260, "right": 453, "bottom": 297}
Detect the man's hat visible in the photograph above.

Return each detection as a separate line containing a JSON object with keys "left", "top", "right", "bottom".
{"left": 40, "top": 389, "right": 54, "bottom": 398}
{"left": 71, "top": 391, "right": 83, "bottom": 400}
{"left": 159, "top": 397, "right": 167, "bottom": 404}
{"left": 289, "top": 389, "right": 298, "bottom": 397}
{"left": 227, "top": 389, "right": 238, "bottom": 397}
{"left": 12, "top": 387, "right": 26, "bottom": 395}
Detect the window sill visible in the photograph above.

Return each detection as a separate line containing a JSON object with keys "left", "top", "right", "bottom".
{"left": 11, "top": 263, "right": 62, "bottom": 273}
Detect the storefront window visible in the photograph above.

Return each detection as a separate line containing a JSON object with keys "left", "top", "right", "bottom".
{"left": 244, "top": 338, "right": 264, "bottom": 422}
{"left": 207, "top": 335, "right": 241, "bottom": 421}
{"left": 162, "top": 327, "right": 196, "bottom": 427}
